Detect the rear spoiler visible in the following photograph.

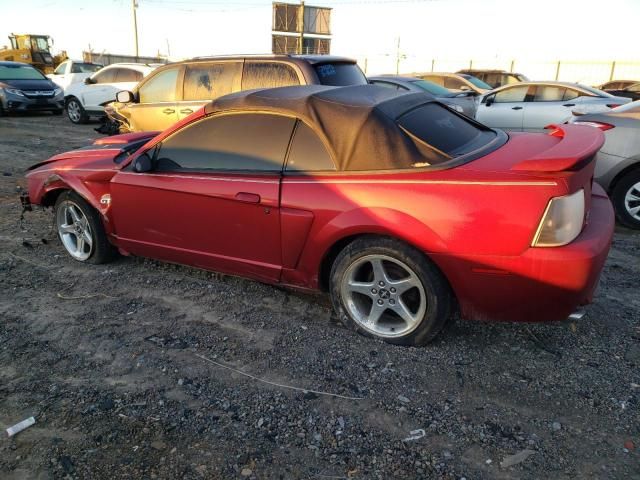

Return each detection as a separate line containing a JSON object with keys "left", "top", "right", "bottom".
{"left": 93, "top": 131, "right": 160, "bottom": 146}
{"left": 511, "top": 124, "right": 604, "bottom": 172}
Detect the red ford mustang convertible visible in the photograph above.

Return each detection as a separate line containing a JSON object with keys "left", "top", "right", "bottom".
{"left": 25, "top": 85, "right": 614, "bottom": 345}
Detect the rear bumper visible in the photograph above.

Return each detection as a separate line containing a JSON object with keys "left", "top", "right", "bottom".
{"left": 434, "top": 185, "right": 615, "bottom": 322}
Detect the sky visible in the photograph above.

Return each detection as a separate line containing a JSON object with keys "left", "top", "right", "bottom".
{"left": 2, "top": 0, "right": 640, "bottom": 78}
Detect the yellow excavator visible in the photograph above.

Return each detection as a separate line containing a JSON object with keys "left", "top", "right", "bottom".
{"left": 0, "top": 34, "right": 67, "bottom": 74}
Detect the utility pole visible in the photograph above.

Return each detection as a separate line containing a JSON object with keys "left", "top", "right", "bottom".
{"left": 395, "top": 37, "right": 401, "bottom": 74}
{"left": 132, "top": 0, "right": 139, "bottom": 58}
{"left": 298, "top": 1, "right": 305, "bottom": 54}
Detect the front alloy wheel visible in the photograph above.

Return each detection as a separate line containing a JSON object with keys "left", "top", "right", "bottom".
{"left": 54, "top": 191, "right": 116, "bottom": 264}
{"left": 66, "top": 98, "right": 87, "bottom": 124}
{"left": 56, "top": 200, "right": 94, "bottom": 261}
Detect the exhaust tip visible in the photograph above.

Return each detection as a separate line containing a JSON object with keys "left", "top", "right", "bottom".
{"left": 568, "top": 309, "right": 586, "bottom": 321}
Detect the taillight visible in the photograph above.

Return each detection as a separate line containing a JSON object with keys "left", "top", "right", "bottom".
{"left": 572, "top": 121, "right": 614, "bottom": 131}
{"left": 532, "top": 189, "right": 585, "bottom": 247}
{"left": 606, "top": 104, "right": 622, "bottom": 109}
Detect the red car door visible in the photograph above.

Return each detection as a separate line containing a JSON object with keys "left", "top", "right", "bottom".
{"left": 109, "top": 113, "right": 296, "bottom": 283}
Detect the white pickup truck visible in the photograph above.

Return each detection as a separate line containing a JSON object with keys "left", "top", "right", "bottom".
{"left": 47, "top": 60, "right": 103, "bottom": 91}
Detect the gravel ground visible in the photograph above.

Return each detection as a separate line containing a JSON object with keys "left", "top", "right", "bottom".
{"left": 0, "top": 114, "right": 639, "bottom": 480}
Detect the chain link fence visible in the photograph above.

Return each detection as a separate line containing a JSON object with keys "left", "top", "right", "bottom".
{"left": 357, "top": 55, "right": 640, "bottom": 86}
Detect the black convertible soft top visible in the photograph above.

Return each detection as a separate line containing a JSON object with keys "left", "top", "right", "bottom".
{"left": 204, "top": 85, "right": 449, "bottom": 171}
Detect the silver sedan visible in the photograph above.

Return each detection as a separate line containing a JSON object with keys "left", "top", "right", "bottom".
{"left": 476, "top": 81, "right": 631, "bottom": 132}
{"left": 570, "top": 101, "right": 640, "bottom": 229}
{"left": 368, "top": 75, "right": 478, "bottom": 117}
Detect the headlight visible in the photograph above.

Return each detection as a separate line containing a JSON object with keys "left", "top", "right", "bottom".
{"left": 5, "top": 88, "right": 24, "bottom": 97}
{"left": 532, "top": 189, "right": 585, "bottom": 247}
{"left": 446, "top": 103, "right": 464, "bottom": 113}
{"left": 54, "top": 87, "right": 63, "bottom": 96}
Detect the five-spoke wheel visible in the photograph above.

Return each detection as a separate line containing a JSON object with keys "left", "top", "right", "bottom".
{"left": 54, "top": 191, "right": 116, "bottom": 264}
{"left": 331, "top": 236, "right": 452, "bottom": 346}
{"left": 612, "top": 171, "right": 640, "bottom": 229}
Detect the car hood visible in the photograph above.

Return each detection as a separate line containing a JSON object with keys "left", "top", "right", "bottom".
{"left": 26, "top": 131, "right": 160, "bottom": 172}
{"left": 0, "top": 78, "right": 58, "bottom": 90}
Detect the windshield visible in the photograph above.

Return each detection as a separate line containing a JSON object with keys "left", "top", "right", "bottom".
{"left": 0, "top": 64, "right": 46, "bottom": 80}
{"left": 71, "top": 63, "right": 103, "bottom": 73}
{"left": 314, "top": 62, "right": 368, "bottom": 86}
{"left": 459, "top": 74, "right": 492, "bottom": 90}
{"left": 611, "top": 100, "right": 640, "bottom": 113}
{"left": 577, "top": 84, "right": 613, "bottom": 97}
{"left": 410, "top": 79, "right": 452, "bottom": 96}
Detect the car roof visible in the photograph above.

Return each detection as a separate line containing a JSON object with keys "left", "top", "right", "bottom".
{"left": 182, "top": 54, "right": 357, "bottom": 65}
{"left": 494, "top": 81, "right": 594, "bottom": 90}
{"left": 0, "top": 60, "right": 36, "bottom": 67}
{"left": 204, "top": 84, "right": 441, "bottom": 171}
{"left": 101, "top": 63, "right": 156, "bottom": 72}
{"left": 369, "top": 75, "right": 421, "bottom": 82}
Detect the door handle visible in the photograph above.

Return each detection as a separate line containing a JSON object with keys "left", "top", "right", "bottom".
{"left": 163, "top": 108, "right": 175, "bottom": 114}
{"left": 180, "top": 108, "right": 193, "bottom": 114}
{"left": 511, "top": 106, "right": 523, "bottom": 110}
{"left": 235, "top": 192, "right": 261, "bottom": 204}
{"left": 563, "top": 103, "right": 575, "bottom": 107}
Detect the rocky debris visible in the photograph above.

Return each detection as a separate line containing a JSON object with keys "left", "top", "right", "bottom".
{"left": 500, "top": 449, "right": 536, "bottom": 468}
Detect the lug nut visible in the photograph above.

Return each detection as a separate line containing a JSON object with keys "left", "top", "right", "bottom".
{"left": 371, "top": 288, "right": 377, "bottom": 294}
{"left": 378, "top": 281, "right": 385, "bottom": 286}
{"left": 390, "top": 287, "right": 396, "bottom": 293}
{"left": 389, "top": 299, "right": 395, "bottom": 305}
{"left": 377, "top": 299, "right": 384, "bottom": 305}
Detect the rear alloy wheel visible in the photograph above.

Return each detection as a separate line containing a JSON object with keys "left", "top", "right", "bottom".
{"left": 330, "top": 237, "right": 452, "bottom": 346}
{"left": 612, "top": 170, "right": 640, "bottom": 229}
{"left": 66, "top": 97, "right": 88, "bottom": 124}
{"left": 54, "top": 191, "right": 116, "bottom": 264}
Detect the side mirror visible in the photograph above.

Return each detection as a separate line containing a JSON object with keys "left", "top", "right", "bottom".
{"left": 133, "top": 153, "right": 153, "bottom": 173}
{"left": 84, "top": 77, "right": 95, "bottom": 85}
{"left": 116, "top": 90, "right": 135, "bottom": 103}
{"left": 485, "top": 96, "right": 495, "bottom": 107}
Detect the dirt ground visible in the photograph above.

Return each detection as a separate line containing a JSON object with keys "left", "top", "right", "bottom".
{"left": 0, "top": 114, "right": 638, "bottom": 480}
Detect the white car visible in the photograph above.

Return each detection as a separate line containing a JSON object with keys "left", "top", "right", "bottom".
{"left": 475, "top": 81, "right": 631, "bottom": 132}
{"left": 64, "top": 63, "right": 156, "bottom": 124}
{"left": 47, "top": 60, "right": 103, "bottom": 91}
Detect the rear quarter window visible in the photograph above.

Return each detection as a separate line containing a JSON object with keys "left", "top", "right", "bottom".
{"left": 314, "top": 63, "right": 367, "bottom": 86}
{"left": 242, "top": 62, "right": 300, "bottom": 90}
{"left": 397, "top": 103, "right": 495, "bottom": 162}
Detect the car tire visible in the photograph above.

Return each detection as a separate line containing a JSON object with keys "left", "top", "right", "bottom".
{"left": 611, "top": 169, "right": 640, "bottom": 229}
{"left": 54, "top": 191, "right": 117, "bottom": 264}
{"left": 330, "top": 236, "right": 452, "bottom": 346}
{"left": 66, "top": 97, "right": 88, "bottom": 124}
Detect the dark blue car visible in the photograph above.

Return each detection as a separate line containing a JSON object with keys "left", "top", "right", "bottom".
{"left": 0, "top": 61, "right": 64, "bottom": 115}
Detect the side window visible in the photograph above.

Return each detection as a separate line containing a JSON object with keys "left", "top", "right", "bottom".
{"left": 92, "top": 69, "right": 116, "bottom": 84}
{"left": 156, "top": 114, "right": 295, "bottom": 172}
{"left": 534, "top": 86, "right": 566, "bottom": 102}
{"left": 563, "top": 88, "right": 580, "bottom": 101}
{"left": 444, "top": 77, "right": 465, "bottom": 89}
{"left": 285, "top": 122, "right": 336, "bottom": 172}
{"left": 53, "top": 62, "right": 67, "bottom": 75}
{"left": 115, "top": 68, "right": 143, "bottom": 83}
{"left": 183, "top": 62, "right": 241, "bottom": 101}
{"left": 494, "top": 86, "right": 529, "bottom": 103}
{"left": 371, "top": 81, "right": 401, "bottom": 90}
{"left": 138, "top": 68, "right": 179, "bottom": 103}
{"left": 242, "top": 62, "right": 300, "bottom": 90}
{"left": 628, "top": 83, "right": 640, "bottom": 92}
